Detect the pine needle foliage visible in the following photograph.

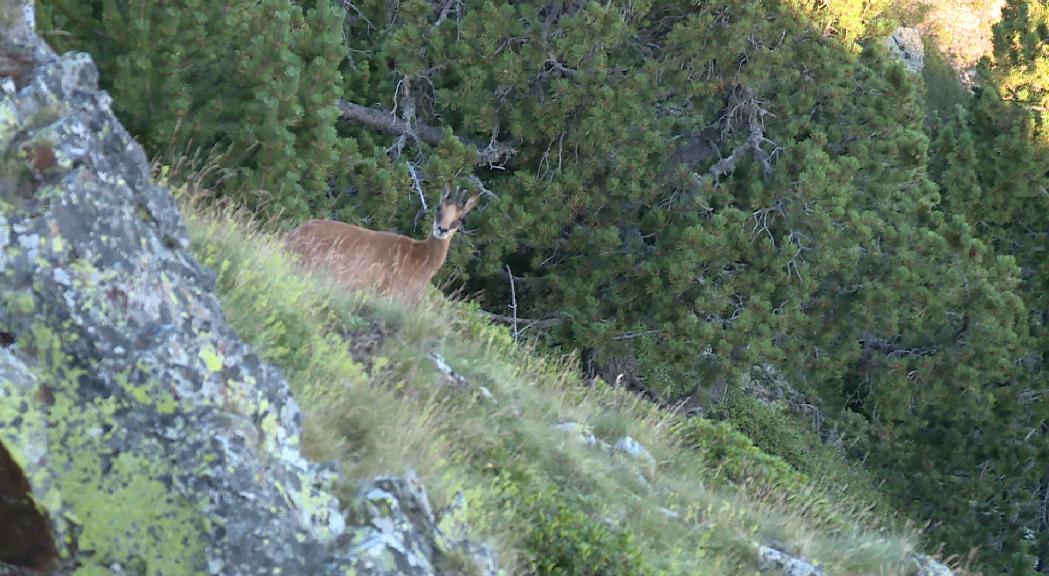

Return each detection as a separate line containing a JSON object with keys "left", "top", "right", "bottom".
{"left": 36, "top": 0, "right": 345, "bottom": 218}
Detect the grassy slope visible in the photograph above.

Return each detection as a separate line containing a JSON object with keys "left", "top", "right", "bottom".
{"left": 187, "top": 210, "right": 934, "bottom": 575}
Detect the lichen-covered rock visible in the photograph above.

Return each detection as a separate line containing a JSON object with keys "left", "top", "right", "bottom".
{"left": 909, "top": 553, "right": 955, "bottom": 576}
{"left": 613, "top": 436, "right": 657, "bottom": 469}
{"left": 554, "top": 421, "right": 604, "bottom": 448}
{"left": 886, "top": 27, "right": 925, "bottom": 74}
{"left": 0, "top": 350, "right": 57, "bottom": 572}
{"left": 0, "top": 9, "right": 351, "bottom": 575}
{"left": 757, "top": 544, "right": 824, "bottom": 576}
{"left": 344, "top": 472, "right": 500, "bottom": 576}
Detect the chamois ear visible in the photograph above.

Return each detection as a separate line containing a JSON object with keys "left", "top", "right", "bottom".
{"left": 441, "top": 182, "right": 453, "bottom": 202}
{"left": 462, "top": 193, "right": 480, "bottom": 213}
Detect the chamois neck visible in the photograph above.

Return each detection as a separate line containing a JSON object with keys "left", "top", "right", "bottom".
{"left": 422, "top": 232, "right": 452, "bottom": 272}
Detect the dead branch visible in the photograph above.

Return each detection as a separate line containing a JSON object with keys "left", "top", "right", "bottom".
{"left": 543, "top": 54, "right": 579, "bottom": 79}
{"left": 339, "top": 99, "right": 445, "bottom": 145}
{"left": 340, "top": 0, "right": 375, "bottom": 33}
{"left": 466, "top": 174, "right": 497, "bottom": 199}
{"left": 506, "top": 265, "right": 519, "bottom": 341}
{"left": 434, "top": 0, "right": 463, "bottom": 29}
{"left": 406, "top": 161, "right": 428, "bottom": 211}
{"left": 612, "top": 329, "right": 661, "bottom": 341}
{"left": 861, "top": 336, "right": 939, "bottom": 359}
{"left": 485, "top": 312, "right": 564, "bottom": 331}
{"left": 699, "top": 86, "right": 778, "bottom": 180}
{"left": 337, "top": 99, "right": 518, "bottom": 167}
{"left": 666, "top": 85, "right": 782, "bottom": 203}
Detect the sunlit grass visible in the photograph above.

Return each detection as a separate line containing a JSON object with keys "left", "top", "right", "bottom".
{"left": 184, "top": 201, "right": 937, "bottom": 575}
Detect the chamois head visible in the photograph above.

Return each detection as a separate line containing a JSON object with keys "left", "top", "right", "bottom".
{"left": 432, "top": 183, "right": 480, "bottom": 240}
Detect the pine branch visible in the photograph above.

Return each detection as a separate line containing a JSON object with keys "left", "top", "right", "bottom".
{"left": 861, "top": 335, "right": 940, "bottom": 359}
{"left": 484, "top": 312, "right": 564, "bottom": 330}
{"left": 337, "top": 99, "right": 518, "bottom": 167}
{"left": 664, "top": 85, "right": 781, "bottom": 204}
{"left": 0, "top": 562, "right": 40, "bottom": 576}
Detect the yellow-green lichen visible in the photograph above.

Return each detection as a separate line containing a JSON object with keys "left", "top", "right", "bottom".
{"left": 65, "top": 451, "right": 206, "bottom": 576}
{"left": 0, "top": 352, "right": 60, "bottom": 514}
{"left": 25, "top": 323, "right": 208, "bottom": 575}
{"left": 120, "top": 372, "right": 179, "bottom": 416}
{"left": 5, "top": 289, "right": 36, "bottom": 315}
{"left": 199, "top": 345, "right": 223, "bottom": 373}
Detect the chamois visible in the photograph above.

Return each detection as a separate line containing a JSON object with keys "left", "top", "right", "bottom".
{"left": 286, "top": 184, "right": 480, "bottom": 301}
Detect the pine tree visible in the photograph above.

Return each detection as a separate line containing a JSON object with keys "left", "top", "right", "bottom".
{"left": 36, "top": 0, "right": 346, "bottom": 219}
{"left": 993, "top": 0, "right": 1049, "bottom": 129}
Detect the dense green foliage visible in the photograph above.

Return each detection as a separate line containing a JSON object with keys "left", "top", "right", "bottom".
{"left": 36, "top": 0, "right": 345, "bottom": 217}
{"left": 37, "top": 0, "right": 1049, "bottom": 571}
{"left": 923, "top": 2, "right": 1049, "bottom": 570}
{"left": 519, "top": 488, "right": 653, "bottom": 575}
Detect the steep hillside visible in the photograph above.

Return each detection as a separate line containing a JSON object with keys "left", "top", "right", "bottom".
{"left": 187, "top": 206, "right": 949, "bottom": 575}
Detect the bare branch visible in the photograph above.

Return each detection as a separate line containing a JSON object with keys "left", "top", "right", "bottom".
{"left": 506, "top": 265, "right": 519, "bottom": 342}
{"left": 666, "top": 85, "right": 781, "bottom": 203}
{"left": 543, "top": 54, "right": 579, "bottom": 79}
{"left": 485, "top": 312, "right": 564, "bottom": 331}
{"left": 339, "top": 99, "right": 446, "bottom": 145}
{"left": 466, "top": 175, "right": 497, "bottom": 199}
{"left": 407, "top": 161, "right": 428, "bottom": 211}
{"left": 340, "top": 0, "right": 375, "bottom": 34}
{"left": 861, "top": 335, "right": 940, "bottom": 359}
{"left": 434, "top": 0, "right": 463, "bottom": 30}
{"left": 612, "top": 329, "right": 661, "bottom": 341}
{"left": 337, "top": 99, "right": 518, "bottom": 167}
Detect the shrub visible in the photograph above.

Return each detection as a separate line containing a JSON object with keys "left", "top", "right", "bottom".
{"left": 521, "top": 488, "right": 652, "bottom": 576}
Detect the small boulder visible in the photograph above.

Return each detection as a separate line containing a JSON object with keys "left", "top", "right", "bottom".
{"left": 343, "top": 472, "right": 499, "bottom": 576}
{"left": 613, "top": 436, "right": 657, "bottom": 469}
{"left": 757, "top": 544, "right": 824, "bottom": 576}
{"left": 909, "top": 553, "right": 954, "bottom": 576}
{"left": 554, "top": 422, "right": 605, "bottom": 449}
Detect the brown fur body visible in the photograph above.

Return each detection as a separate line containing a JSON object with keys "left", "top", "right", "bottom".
{"left": 286, "top": 219, "right": 452, "bottom": 301}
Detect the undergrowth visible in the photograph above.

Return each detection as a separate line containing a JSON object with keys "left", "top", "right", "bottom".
{"left": 186, "top": 207, "right": 935, "bottom": 575}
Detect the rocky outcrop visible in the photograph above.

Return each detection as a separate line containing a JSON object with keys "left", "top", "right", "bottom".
{"left": 0, "top": 24, "right": 347, "bottom": 576}
{"left": 886, "top": 27, "right": 925, "bottom": 74}
{"left": 345, "top": 473, "right": 499, "bottom": 576}
{"left": 0, "top": 4, "right": 494, "bottom": 575}
{"left": 554, "top": 422, "right": 657, "bottom": 468}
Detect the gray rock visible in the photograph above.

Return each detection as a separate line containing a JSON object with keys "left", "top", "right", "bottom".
{"left": 0, "top": 9, "right": 497, "bottom": 576}
{"left": 555, "top": 421, "right": 605, "bottom": 449}
{"left": 613, "top": 436, "right": 657, "bottom": 468}
{"left": 657, "top": 506, "right": 680, "bottom": 520}
{"left": 345, "top": 472, "right": 499, "bottom": 576}
{"left": 886, "top": 27, "right": 925, "bottom": 74}
{"left": 909, "top": 553, "right": 955, "bottom": 576}
{"left": 757, "top": 544, "right": 824, "bottom": 576}
{"left": 0, "top": 44, "right": 350, "bottom": 575}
